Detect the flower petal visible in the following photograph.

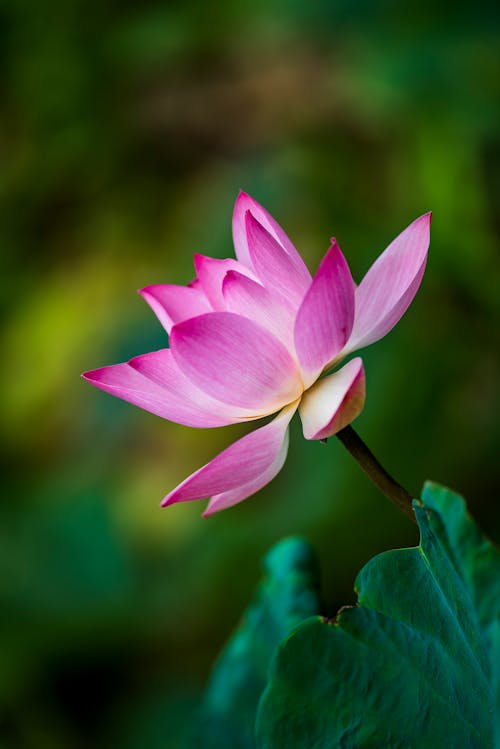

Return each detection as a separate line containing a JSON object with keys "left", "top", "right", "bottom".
{"left": 222, "top": 270, "right": 295, "bottom": 351}
{"left": 162, "top": 401, "right": 298, "bottom": 509}
{"left": 294, "top": 240, "right": 356, "bottom": 387}
{"left": 139, "top": 283, "right": 211, "bottom": 333}
{"left": 244, "top": 212, "right": 311, "bottom": 308}
{"left": 193, "top": 254, "right": 257, "bottom": 310}
{"left": 299, "top": 358, "right": 365, "bottom": 440}
{"left": 170, "top": 312, "right": 303, "bottom": 413}
{"left": 232, "top": 191, "right": 311, "bottom": 283}
{"left": 347, "top": 213, "right": 431, "bottom": 352}
{"left": 203, "top": 432, "right": 290, "bottom": 516}
{"left": 82, "top": 348, "right": 253, "bottom": 428}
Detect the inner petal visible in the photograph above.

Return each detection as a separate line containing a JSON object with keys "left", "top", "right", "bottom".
{"left": 193, "top": 254, "right": 257, "bottom": 310}
{"left": 170, "top": 311, "right": 304, "bottom": 414}
{"left": 222, "top": 270, "right": 296, "bottom": 352}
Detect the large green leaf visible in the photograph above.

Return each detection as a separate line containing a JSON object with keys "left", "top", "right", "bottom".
{"left": 256, "top": 484, "right": 500, "bottom": 748}
{"left": 190, "top": 536, "right": 320, "bottom": 749}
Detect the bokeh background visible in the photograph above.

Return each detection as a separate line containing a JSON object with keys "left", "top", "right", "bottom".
{"left": 1, "top": 1, "right": 500, "bottom": 746}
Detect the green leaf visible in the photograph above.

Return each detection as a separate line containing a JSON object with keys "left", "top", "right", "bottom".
{"left": 256, "top": 484, "right": 500, "bottom": 749}
{"left": 190, "top": 536, "right": 320, "bottom": 749}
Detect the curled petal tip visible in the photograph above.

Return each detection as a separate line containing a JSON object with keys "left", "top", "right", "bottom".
{"left": 417, "top": 210, "right": 432, "bottom": 225}
{"left": 193, "top": 252, "right": 204, "bottom": 269}
{"left": 137, "top": 285, "right": 157, "bottom": 304}
{"left": 81, "top": 368, "right": 100, "bottom": 383}
{"left": 161, "top": 487, "right": 183, "bottom": 507}
{"left": 412, "top": 211, "right": 432, "bottom": 233}
{"left": 138, "top": 285, "right": 153, "bottom": 297}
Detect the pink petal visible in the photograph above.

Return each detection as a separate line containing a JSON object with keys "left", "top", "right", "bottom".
{"left": 82, "top": 349, "right": 253, "bottom": 428}
{"left": 203, "top": 432, "right": 290, "bottom": 515}
{"left": 299, "top": 358, "right": 365, "bottom": 440}
{"left": 232, "top": 191, "right": 311, "bottom": 284}
{"left": 222, "top": 270, "right": 295, "bottom": 351}
{"left": 193, "top": 254, "right": 257, "bottom": 310}
{"left": 244, "top": 212, "right": 311, "bottom": 308}
{"left": 139, "top": 284, "right": 211, "bottom": 333}
{"left": 170, "top": 312, "right": 303, "bottom": 413}
{"left": 162, "top": 401, "right": 298, "bottom": 509}
{"left": 347, "top": 213, "right": 431, "bottom": 352}
{"left": 294, "top": 241, "right": 355, "bottom": 387}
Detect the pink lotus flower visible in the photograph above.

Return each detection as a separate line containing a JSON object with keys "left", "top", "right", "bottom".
{"left": 83, "top": 193, "right": 430, "bottom": 515}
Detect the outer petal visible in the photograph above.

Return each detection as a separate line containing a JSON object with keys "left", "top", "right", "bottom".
{"left": 244, "top": 212, "right": 312, "bottom": 308}
{"left": 82, "top": 348, "right": 254, "bottom": 428}
{"left": 193, "top": 254, "right": 257, "bottom": 310}
{"left": 222, "top": 270, "right": 295, "bottom": 351}
{"left": 294, "top": 240, "right": 355, "bottom": 387}
{"left": 139, "top": 283, "right": 211, "bottom": 333}
{"left": 203, "top": 436, "right": 290, "bottom": 515}
{"left": 170, "top": 312, "right": 303, "bottom": 414}
{"left": 299, "top": 358, "right": 365, "bottom": 440}
{"left": 232, "top": 191, "right": 311, "bottom": 284}
{"left": 346, "top": 213, "right": 431, "bottom": 352}
{"left": 162, "top": 401, "right": 298, "bottom": 509}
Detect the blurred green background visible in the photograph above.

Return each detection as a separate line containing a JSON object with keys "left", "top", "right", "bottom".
{"left": 1, "top": 1, "right": 499, "bottom": 746}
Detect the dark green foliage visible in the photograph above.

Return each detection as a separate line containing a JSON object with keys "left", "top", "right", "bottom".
{"left": 190, "top": 537, "right": 321, "bottom": 749}
{"left": 256, "top": 484, "right": 500, "bottom": 748}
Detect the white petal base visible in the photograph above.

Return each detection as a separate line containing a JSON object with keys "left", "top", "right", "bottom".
{"left": 299, "top": 358, "right": 365, "bottom": 440}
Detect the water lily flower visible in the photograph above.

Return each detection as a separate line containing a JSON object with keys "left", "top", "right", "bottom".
{"left": 83, "top": 193, "right": 430, "bottom": 515}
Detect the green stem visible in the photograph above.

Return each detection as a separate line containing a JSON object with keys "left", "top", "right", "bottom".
{"left": 335, "top": 425, "right": 416, "bottom": 522}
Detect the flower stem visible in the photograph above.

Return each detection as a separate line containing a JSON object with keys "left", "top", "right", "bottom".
{"left": 335, "top": 425, "right": 416, "bottom": 522}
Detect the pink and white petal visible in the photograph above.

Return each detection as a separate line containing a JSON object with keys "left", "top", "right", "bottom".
{"left": 346, "top": 213, "right": 431, "bottom": 352}
{"left": 203, "top": 430, "right": 290, "bottom": 515}
{"left": 244, "top": 212, "right": 311, "bottom": 308}
{"left": 294, "top": 241, "right": 356, "bottom": 387}
{"left": 222, "top": 270, "right": 295, "bottom": 351}
{"left": 139, "top": 284, "right": 211, "bottom": 333}
{"left": 82, "top": 349, "right": 253, "bottom": 428}
{"left": 170, "top": 312, "right": 303, "bottom": 413}
{"left": 233, "top": 191, "right": 311, "bottom": 284}
{"left": 162, "top": 401, "right": 298, "bottom": 508}
{"left": 299, "top": 358, "right": 365, "bottom": 440}
{"left": 193, "top": 254, "right": 257, "bottom": 311}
